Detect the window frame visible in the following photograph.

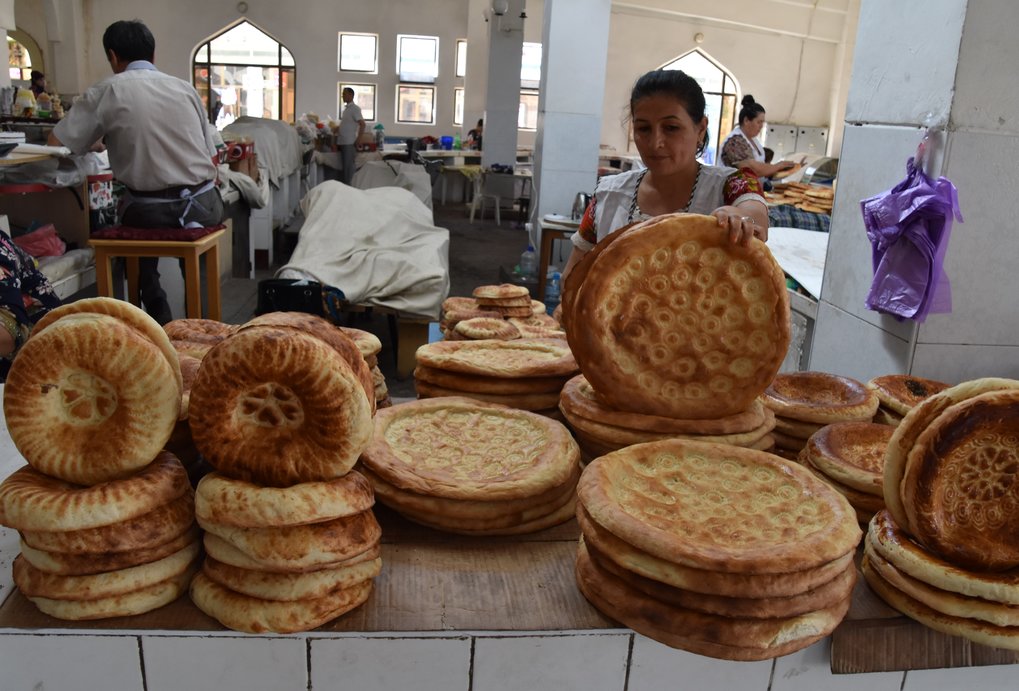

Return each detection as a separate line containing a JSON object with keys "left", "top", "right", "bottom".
{"left": 338, "top": 32, "right": 379, "bottom": 74}
{"left": 396, "top": 34, "right": 439, "bottom": 84}
{"left": 395, "top": 84, "right": 436, "bottom": 126}
{"left": 455, "top": 39, "right": 468, "bottom": 78}
{"left": 518, "top": 89, "right": 539, "bottom": 131}
{"left": 453, "top": 87, "right": 465, "bottom": 127}
{"left": 660, "top": 49, "right": 738, "bottom": 166}
{"left": 520, "top": 42, "right": 542, "bottom": 89}
{"left": 339, "top": 82, "right": 377, "bottom": 122}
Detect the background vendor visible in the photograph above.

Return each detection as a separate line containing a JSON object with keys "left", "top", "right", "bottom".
{"left": 48, "top": 19, "right": 223, "bottom": 325}
{"left": 720, "top": 95, "right": 796, "bottom": 181}
{"left": 0, "top": 229, "right": 60, "bottom": 381}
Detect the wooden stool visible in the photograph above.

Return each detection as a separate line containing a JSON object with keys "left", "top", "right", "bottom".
{"left": 90, "top": 228, "right": 226, "bottom": 320}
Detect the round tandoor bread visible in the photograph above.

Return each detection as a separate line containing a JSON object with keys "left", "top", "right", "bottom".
{"left": 802, "top": 422, "right": 893, "bottom": 495}
{"left": 764, "top": 372, "right": 879, "bottom": 424}
{"left": 572, "top": 214, "right": 790, "bottom": 419}
{"left": 4, "top": 313, "right": 182, "bottom": 485}
{"left": 578, "top": 439, "right": 861, "bottom": 574}
{"left": 415, "top": 339, "right": 578, "bottom": 379}
{"left": 868, "top": 374, "right": 950, "bottom": 416}
{"left": 188, "top": 326, "right": 374, "bottom": 487}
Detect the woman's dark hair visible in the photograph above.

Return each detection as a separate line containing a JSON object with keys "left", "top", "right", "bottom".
{"left": 102, "top": 20, "right": 156, "bottom": 63}
{"left": 30, "top": 70, "right": 44, "bottom": 83}
{"left": 738, "top": 95, "right": 766, "bottom": 126}
{"left": 629, "top": 69, "right": 708, "bottom": 154}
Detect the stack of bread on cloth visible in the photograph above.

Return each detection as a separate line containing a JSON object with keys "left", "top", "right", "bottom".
{"left": 414, "top": 338, "right": 578, "bottom": 419}
{"left": 0, "top": 298, "right": 200, "bottom": 620}
{"left": 357, "top": 396, "right": 581, "bottom": 535}
{"left": 186, "top": 311, "right": 381, "bottom": 633}
{"left": 558, "top": 213, "right": 864, "bottom": 659}
{"left": 862, "top": 378, "right": 1019, "bottom": 650}
{"left": 441, "top": 285, "right": 565, "bottom": 342}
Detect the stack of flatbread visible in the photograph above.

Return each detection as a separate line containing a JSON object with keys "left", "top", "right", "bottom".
{"left": 558, "top": 374, "right": 776, "bottom": 463}
{"left": 867, "top": 374, "right": 950, "bottom": 426}
{"left": 768, "top": 182, "right": 833, "bottom": 213}
{"left": 762, "top": 372, "right": 879, "bottom": 458}
{"left": 798, "top": 422, "right": 893, "bottom": 524}
{"left": 341, "top": 326, "right": 391, "bottom": 408}
{"left": 164, "top": 317, "right": 236, "bottom": 360}
{"left": 441, "top": 290, "right": 564, "bottom": 341}
{"left": 187, "top": 312, "right": 380, "bottom": 633}
{"left": 414, "top": 339, "right": 578, "bottom": 418}
{"left": 862, "top": 378, "right": 1019, "bottom": 650}
{"left": 575, "top": 439, "right": 861, "bottom": 660}
{"left": 0, "top": 298, "right": 200, "bottom": 620}
{"left": 358, "top": 396, "right": 580, "bottom": 535}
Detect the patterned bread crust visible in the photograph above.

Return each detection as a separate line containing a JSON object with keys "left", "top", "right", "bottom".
{"left": 414, "top": 380, "right": 561, "bottom": 411}
{"left": 188, "top": 327, "right": 374, "bottom": 487}
{"left": 31, "top": 296, "right": 182, "bottom": 398}
{"left": 25, "top": 562, "right": 197, "bottom": 621}
{"left": 901, "top": 389, "right": 1019, "bottom": 571}
{"left": 202, "top": 555, "right": 381, "bottom": 602}
{"left": 4, "top": 314, "right": 182, "bottom": 484}
{"left": 190, "top": 571, "right": 372, "bottom": 634}
{"left": 472, "top": 283, "right": 530, "bottom": 300}
{"left": 415, "top": 365, "right": 569, "bottom": 395}
{"left": 574, "top": 214, "right": 790, "bottom": 419}
{"left": 14, "top": 540, "right": 200, "bottom": 600}
{"left": 339, "top": 327, "right": 383, "bottom": 358}
{"left": 238, "top": 312, "right": 376, "bottom": 415}
{"left": 578, "top": 439, "right": 861, "bottom": 573}
{"left": 19, "top": 527, "right": 200, "bottom": 576}
{"left": 415, "top": 339, "right": 578, "bottom": 379}
{"left": 171, "top": 339, "right": 214, "bottom": 360}
{"left": 442, "top": 296, "right": 481, "bottom": 313}
{"left": 20, "top": 491, "right": 194, "bottom": 554}
{"left": 179, "top": 355, "right": 202, "bottom": 419}
{"left": 764, "top": 372, "right": 879, "bottom": 424}
{"left": 561, "top": 221, "right": 635, "bottom": 337}
{"left": 194, "top": 470, "right": 375, "bottom": 528}
{"left": 203, "top": 533, "right": 381, "bottom": 575}
{"left": 801, "top": 422, "right": 892, "bottom": 495}
{"left": 868, "top": 374, "right": 951, "bottom": 416}
{"left": 882, "top": 378, "right": 1019, "bottom": 541}
{"left": 799, "top": 462, "right": 885, "bottom": 515}
{"left": 575, "top": 544, "right": 850, "bottom": 661}
{"left": 361, "top": 397, "right": 580, "bottom": 501}
{"left": 476, "top": 295, "right": 532, "bottom": 307}
{"left": 453, "top": 317, "right": 521, "bottom": 341}
{"left": 163, "top": 318, "right": 234, "bottom": 344}
{"left": 0, "top": 453, "right": 190, "bottom": 531}
{"left": 559, "top": 375, "right": 767, "bottom": 435}
{"left": 867, "top": 510, "right": 1019, "bottom": 605}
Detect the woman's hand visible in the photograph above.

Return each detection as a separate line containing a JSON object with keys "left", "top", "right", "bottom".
{"left": 712, "top": 205, "right": 768, "bottom": 245}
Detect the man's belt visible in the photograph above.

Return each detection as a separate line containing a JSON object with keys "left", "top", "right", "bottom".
{"left": 128, "top": 182, "right": 215, "bottom": 199}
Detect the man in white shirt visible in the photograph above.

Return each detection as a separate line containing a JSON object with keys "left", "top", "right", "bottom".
{"left": 49, "top": 20, "right": 223, "bottom": 324}
{"left": 338, "top": 87, "right": 365, "bottom": 186}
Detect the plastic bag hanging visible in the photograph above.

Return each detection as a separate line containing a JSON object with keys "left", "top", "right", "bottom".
{"left": 860, "top": 153, "right": 962, "bottom": 322}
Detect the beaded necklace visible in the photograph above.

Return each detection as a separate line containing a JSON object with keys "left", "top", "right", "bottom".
{"left": 627, "top": 163, "right": 702, "bottom": 223}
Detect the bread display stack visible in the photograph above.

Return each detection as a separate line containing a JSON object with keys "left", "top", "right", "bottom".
{"left": 762, "top": 372, "right": 879, "bottom": 458}
{"left": 164, "top": 317, "right": 236, "bottom": 360}
{"left": 414, "top": 339, "right": 578, "bottom": 418}
{"left": 575, "top": 439, "right": 861, "bottom": 660}
{"left": 341, "top": 326, "right": 391, "bottom": 408}
{"left": 358, "top": 396, "right": 581, "bottom": 535}
{"left": 187, "top": 312, "right": 381, "bottom": 633}
{"left": 0, "top": 298, "right": 200, "bottom": 619}
{"left": 441, "top": 288, "right": 564, "bottom": 342}
{"left": 798, "top": 422, "right": 894, "bottom": 523}
{"left": 862, "top": 378, "right": 1019, "bottom": 650}
{"left": 560, "top": 213, "right": 789, "bottom": 459}
{"left": 867, "top": 374, "right": 950, "bottom": 426}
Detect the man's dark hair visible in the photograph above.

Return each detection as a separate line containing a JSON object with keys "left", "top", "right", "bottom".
{"left": 102, "top": 20, "right": 155, "bottom": 63}
{"left": 343, "top": 87, "right": 355, "bottom": 98}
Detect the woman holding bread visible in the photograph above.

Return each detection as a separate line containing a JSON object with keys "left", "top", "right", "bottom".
{"left": 564, "top": 69, "right": 768, "bottom": 280}
{"left": 720, "top": 94, "right": 797, "bottom": 180}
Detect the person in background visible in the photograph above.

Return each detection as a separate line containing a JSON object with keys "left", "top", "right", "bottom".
{"left": 0, "top": 229, "right": 60, "bottom": 381}
{"left": 48, "top": 19, "right": 223, "bottom": 325}
{"left": 720, "top": 95, "right": 796, "bottom": 180}
{"left": 339, "top": 87, "right": 365, "bottom": 186}
{"left": 466, "top": 118, "right": 484, "bottom": 150}
{"left": 29, "top": 71, "right": 48, "bottom": 97}
{"left": 563, "top": 69, "right": 768, "bottom": 280}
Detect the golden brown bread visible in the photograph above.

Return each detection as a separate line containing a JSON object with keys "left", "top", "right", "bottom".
{"left": 560, "top": 404, "right": 775, "bottom": 448}
{"left": 163, "top": 318, "right": 234, "bottom": 344}
{"left": 764, "top": 372, "right": 879, "bottom": 424}
{"left": 415, "top": 339, "right": 578, "bottom": 379}
{"left": 561, "top": 221, "right": 634, "bottom": 337}
{"left": 4, "top": 313, "right": 182, "bottom": 484}
{"left": 572, "top": 214, "right": 790, "bottom": 420}
{"left": 867, "top": 374, "right": 951, "bottom": 415}
{"left": 19, "top": 527, "right": 200, "bottom": 575}
{"left": 203, "top": 533, "right": 381, "bottom": 575}
{"left": 414, "top": 380, "right": 562, "bottom": 411}
{"left": 339, "top": 327, "right": 383, "bottom": 358}
{"left": 472, "top": 283, "right": 530, "bottom": 300}
{"left": 453, "top": 318, "right": 520, "bottom": 341}
{"left": 394, "top": 495, "right": 577, "bottom": 536}
{"left": 188, "top": 326, "right": 374, "bottom": 487}
{"left": 415, "top": 365, "right": 568, "bottom": 395}
{"left": 202, "top": 555, "right": 382, "bottom": 602}
{"left": 801, "top": 421, "right": 892, "bottom": 495}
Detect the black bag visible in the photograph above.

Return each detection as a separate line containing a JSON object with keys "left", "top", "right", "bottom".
{"left": 256, "top": 279, "right": 325, "bottom": 316}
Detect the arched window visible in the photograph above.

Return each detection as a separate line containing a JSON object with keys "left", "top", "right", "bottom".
{"left": 193, "top": 20, "right": 295, "bottom": 128}
{"left": 8, "top": 34, "right": 37, "bottom": 82}
{"left": 661, "top": 50, "right": 738, "bottom": 166}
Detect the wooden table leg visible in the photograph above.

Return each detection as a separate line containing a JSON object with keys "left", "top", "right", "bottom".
{"left": 94, "top": 250, "right": 114, "bottom": 298}
{"left": 395, "top": 320, "right": 430, "bottom": 380}
{"left": 183, "top": 249, "right": 202, "bottom": 319}
{"left": 126, "top": 257, "right": 141, "bottom": 307}
{"left": 205, "top": 242, "right": 222, "bottom": 321}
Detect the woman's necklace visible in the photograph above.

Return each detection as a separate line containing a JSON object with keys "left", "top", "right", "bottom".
{"left": 628, "top": 163, "right": 702, "bottom": 223}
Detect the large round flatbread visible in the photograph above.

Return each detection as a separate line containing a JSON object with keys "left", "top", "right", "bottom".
{"left": 393, "top": 494, "right": 578, "bottom": 536}
{"left": 560, "top": 404, "right": 775, "bottom": 448}
{"left": 202, "top": 555, "right": 381, "bottom": 602}
{"left": 415, "top": 339, "right": 578, "bottom": 379}
{"left": 453, "top": 318, "right": 520, "bottom": 341}
{"left": 195, "top": 471, "right": 375, "bottom": 528}
{"left": 190, "top": 571, "right": 372, "bottom": 634}
{"left": 414, "top": 365, "right": 567, "bottom": 395}
{"left": 559, "top": 374, "right": 767, "bottom": 435}
{"left": 561, "top": 221, "right": 634, "bottom": 337}
{"left": 900, "top": 388, "right": 1019, "bottom": 571}
{"left": 203, "top": 533, "right": 381, "bottom": 575}
{"left": 414, "top": 380, "right": 561, "bottom": 411}
{"left": 164, "top": 318, "right": 234, "bottom": 345}
{"left": 802, "top": 422, "right": 892, "bottom": 495}
{"left": 575, "top": 542, "right": 850, "bottom": 661}
{"left": 472, "top": 283, "right": 529, "bottom": 300}
{"left": 360, "top": 397, "right": 579, "bottom": 501}
{"left": 0, "top": 453, "right": 190, "bottom": 532}
{"left": 578, "top": 439, "right": 861, "bottom": 573}
{"left": 4, "top": 313, "right": 182, "bottom": 484}
{"left": 572, "top": 214, "right": 790, "bottom": 419}
{"left": 868, "top": 374, "right": 950, "bottom": 416}
{"left": 764, "top": 372, "right": 879, "bottom": 424}
{"left": 883, "top": 378, "right": 1019, "bottom": 541}
{"left": 20, "top": 527, "right": 200, "bottom": 576}
{"left": 189, "top": 327, "right": 374, "bottom": 487}
{"left": 339, "top": 327, "right": 382, "bottom": 358}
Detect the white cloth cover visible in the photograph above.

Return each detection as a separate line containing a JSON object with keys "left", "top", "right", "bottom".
{"left": 352, "top": 160, "right": 434, "bottom": 210}
{"left": 278, "top": 181, "right": 449, "bottom": 320}
{"left": 222, "top": 117, "right": 302, "bottom": 188}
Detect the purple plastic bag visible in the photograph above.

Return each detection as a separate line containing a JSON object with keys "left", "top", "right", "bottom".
{"left": 860, "top": 157, "right": 962, "bottom": 322}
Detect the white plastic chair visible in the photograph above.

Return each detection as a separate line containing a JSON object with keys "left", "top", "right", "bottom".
{"left": 469, "top": 170, "right": 502, "bottom": 225}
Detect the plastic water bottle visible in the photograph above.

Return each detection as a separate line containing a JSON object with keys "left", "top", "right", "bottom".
{"left": 453, "top": 132, "right": 462, "bottom": 150}
{"left": 519, "top": 245, "right": 538, "bottom": 278}
{"left": 544, "top": 272, "right": 561, "bottom": 315}
{"left": 374, "top": 123, "right": 385, "bottom": 151}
